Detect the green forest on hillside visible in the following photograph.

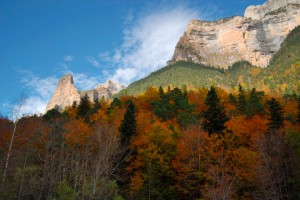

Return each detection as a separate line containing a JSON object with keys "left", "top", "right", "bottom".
{"left": 119, "top": 26, "right": 300, "bottom": 96}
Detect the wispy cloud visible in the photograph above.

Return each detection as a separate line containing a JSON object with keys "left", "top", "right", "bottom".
{"left": 104, "top": 4, "right": 202, "bottom": 85}
{"left": 71, "top": 72, "right": 102, "bottom": 90}
{"left": 86, "top": 56, "right": 101, "bottom": 67}
{"left": 17, "top": 70, "right": 59, "bottom": 115}
{"left": 20, "top": 71, "right": 58, "bottom": 98}
{"left": 13, "top": 2, "right": 215, "bottom": 115}
{"left": 17, "top": 69, "right": 104, "bottom": 115}
{"left": 64, "top": 55, "right": 74, "bottom": 62}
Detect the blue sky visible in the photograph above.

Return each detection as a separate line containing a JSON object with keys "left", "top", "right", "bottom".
{"left": 0, "top": 0, "right": 266, "bottom": 116}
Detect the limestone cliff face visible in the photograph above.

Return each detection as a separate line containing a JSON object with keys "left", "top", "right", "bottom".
{"left": 95, "top": 80, "right": 125, "bottom": 95}
{"left": 170, "top": 0, "right": 300, "bottom": 68}
{"left": 46, "top": 75, "right": 125, "bottom": 112}
{"left": 46, "top": 74, "right": 81, "bottom": 112}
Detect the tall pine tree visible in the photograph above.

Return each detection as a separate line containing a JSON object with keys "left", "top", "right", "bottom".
{"left": 76, "top": 93, "right": 91, "bottom": 122}
{"left": 237, "top": 84, "right": 247, "bottom": 115}
{"left": 119, "top": 100, "right": 137, "bottom": 145}
{"left": 202, "top": 86, "right": 229, "bottom": 136}
{"left": 107, "top": 97, "right": 121, "bottom": 115}
{"left": 229, "top": 93, "right": 237, "bottom": 105}
{"left": 158, "top": 86, "right": 164, "bottom": 97}
{"left": 298, "top": 96, "right": 300, "bottom": 124}
{"left": 266, "top": 98, "right": 284, "bottom": 131}
{"left": 246, "top": 88, "right": 264, "bottom": 117}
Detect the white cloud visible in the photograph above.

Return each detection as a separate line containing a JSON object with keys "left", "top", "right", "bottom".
{"left": 17, "top": 69, "right": 105, "bottom": 115}
{"left": 72, "top": 72, "right": 102, "bottom": 90}
{"left": 106, "top": 4, "right": 201, "bottom": 85}
{"left": 86, "top": 56, "right": 101, "bottom": 67}
{"left": 16, "top": 70, "right": 59, "bottom": 115}
{"left": 20, "top": 96, "right": 49, "bottom": 116}
{"left": 20, "top": 72, "right": 58, "bottom": 99}
{"left": 98, "top": 51, "right": 111, "bottom": 62}
{"left": 64, "top": 55, "right": 73, "bottom": 62}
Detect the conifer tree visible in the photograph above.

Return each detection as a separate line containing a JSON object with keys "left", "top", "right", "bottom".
{"left": 72, "top": 101, "right": 77, "bottom": 109}
{"left": 202, "top": 86, "right": 229, "bottom": 136}
{"left": 297, "top": 96, "right": 300, "bottom": 124}
{"left": 266, "top": 98, "right": 284, "bottom": 131}
{"left": 229, "top": 93, "right": 237, "bottom": 105}
{"left": 158, "top": 86, "right": 164, "bottom": 97}
{"left": 237, "top": 84, "right": 247, "bottom": 115}
{"left": 246, "top": 88, "right": 264, "bottom": 117}
{"left": 77, "top": 93, "right": 91, "bottom": 122}
{"left": 91, "top": 98, "right": 101, "bottom": 114}
{"left": 107, "top": 97, "right": 121, "bottom": 115}
{"left": 119, "top": 100, "right": 137, "bottom": 145}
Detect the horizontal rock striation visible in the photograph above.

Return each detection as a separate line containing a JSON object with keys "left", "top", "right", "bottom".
{"left": 169, "top": 0, "right": 300, "bottom": 69}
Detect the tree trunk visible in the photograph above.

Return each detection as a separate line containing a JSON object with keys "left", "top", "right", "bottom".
{"left": 2, "top": 119, "right": 18, "bottom": 185}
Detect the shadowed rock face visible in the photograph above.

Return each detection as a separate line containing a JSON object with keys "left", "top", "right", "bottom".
{"left": 169, "top": 0, "right": 300, "bottom": 69}
{"left": 46, "top": 74, "right": 125, "bottom": 112}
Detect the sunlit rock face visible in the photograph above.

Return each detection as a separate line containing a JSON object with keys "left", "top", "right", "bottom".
{"left": 46, "top": 75, "right": 125, "bottom": 112}
{"left": 169, "top": 0, "right": 300, "bottom": 69}
{"left": 46, "top": 74, "right": 81, "bottom": 112}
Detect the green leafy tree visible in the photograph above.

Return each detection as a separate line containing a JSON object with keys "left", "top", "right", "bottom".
{"left": 266, "top": 98, "right": 284, "bottom": 131}
{"left": 158, "top": 86, "right": 164, "bottom": 97}
{"left": 43, "top": 108, "right": 62, "bottom": 121}
{"left": 107, "top": 97, "right": 121, "bottom": 115}
{"left": 229, "top": 93, "right": 237, "bottom": 105}
{"left": 237, "top": 84, "right": 247, "bottom": 115}
{"left": 92, "top": 98, "right": 101, "bottom": 114}
{"left": 52, "top": 181, "right": 74, "bottom": 200}
{"left": 246, "top": 88, "right": 264, "bottom": 117}
{"left": 202, "top": 86, "right": 230, "bottom": 136}
{"left": 152, "top": 87, "right": 198, "bottom": 126}
{"left": 298, "top": 96, "right": 300, "bottom": 124}
{"left": 119, "top": 100, "right": 137, "bottom": 145}
{"left": 130, "top": 126, "right": 178, "bottom": 199}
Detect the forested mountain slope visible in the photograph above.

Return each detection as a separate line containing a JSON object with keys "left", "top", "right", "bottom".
{"left": 119, "top": 26, "right": 300, "bottom": 96}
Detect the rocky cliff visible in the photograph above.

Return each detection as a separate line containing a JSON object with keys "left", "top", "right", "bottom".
{"left": 46, "top": 74, "right": 125, "bottom": 112}
{"left": 169, "top": 0, "right": 300, "bottom": 68}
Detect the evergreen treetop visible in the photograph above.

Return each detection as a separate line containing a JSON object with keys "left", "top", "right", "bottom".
{"left": 202, "top": 86, "right": 230, "bottom": 136}
{"left": 266, "top": 98, "right": 284, "bottom": 131}
{"left": 237, "top": 84, "right": 247, "bottom": 115}
{"left": 119, "top": 100, "right": 137, "bottom": 145}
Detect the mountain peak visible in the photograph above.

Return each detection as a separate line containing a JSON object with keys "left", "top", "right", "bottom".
{"left": 46, "top": 74, "right": 80, "bottom": 112}
{"left": 59, "top": 73, "right": 74, "bottom": 84}
{"left": 96, "top": 80, "right": 126, "bottom": 95}
{"left": 245, "top": 0, "right": 300, "bottom": 20}
{"left": 169, "top": 0, "right": 300, "bottom": 68}
{"left": 46, "top": 75, "right": 126, "bottom": 112}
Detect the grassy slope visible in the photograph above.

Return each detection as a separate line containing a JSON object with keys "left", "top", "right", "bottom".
{"left": 119, "top": 26, "right": 300, "bottom": 96}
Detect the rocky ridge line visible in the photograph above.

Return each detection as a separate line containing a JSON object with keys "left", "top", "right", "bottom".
{"left": 46, "top": 74, "right": 125, "bottom": 112}
{"left": 169, "top": 0, "right": 300, "bottom": 68}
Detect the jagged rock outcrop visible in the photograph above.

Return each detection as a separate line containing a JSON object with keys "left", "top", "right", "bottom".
{"left": 46, "top": 74, "right": 81, "bottom": 112}
{"left": 46, "top": 75, "right": 125, "bottom": 112}
{"left": 245, "top": 0, "right": 300, "bottom": 20}
{"left": 95, "top": 80, "right": 125, "bottom": 95}
{"left": 169, "top": 0, "right": 300, "bottom": 68}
